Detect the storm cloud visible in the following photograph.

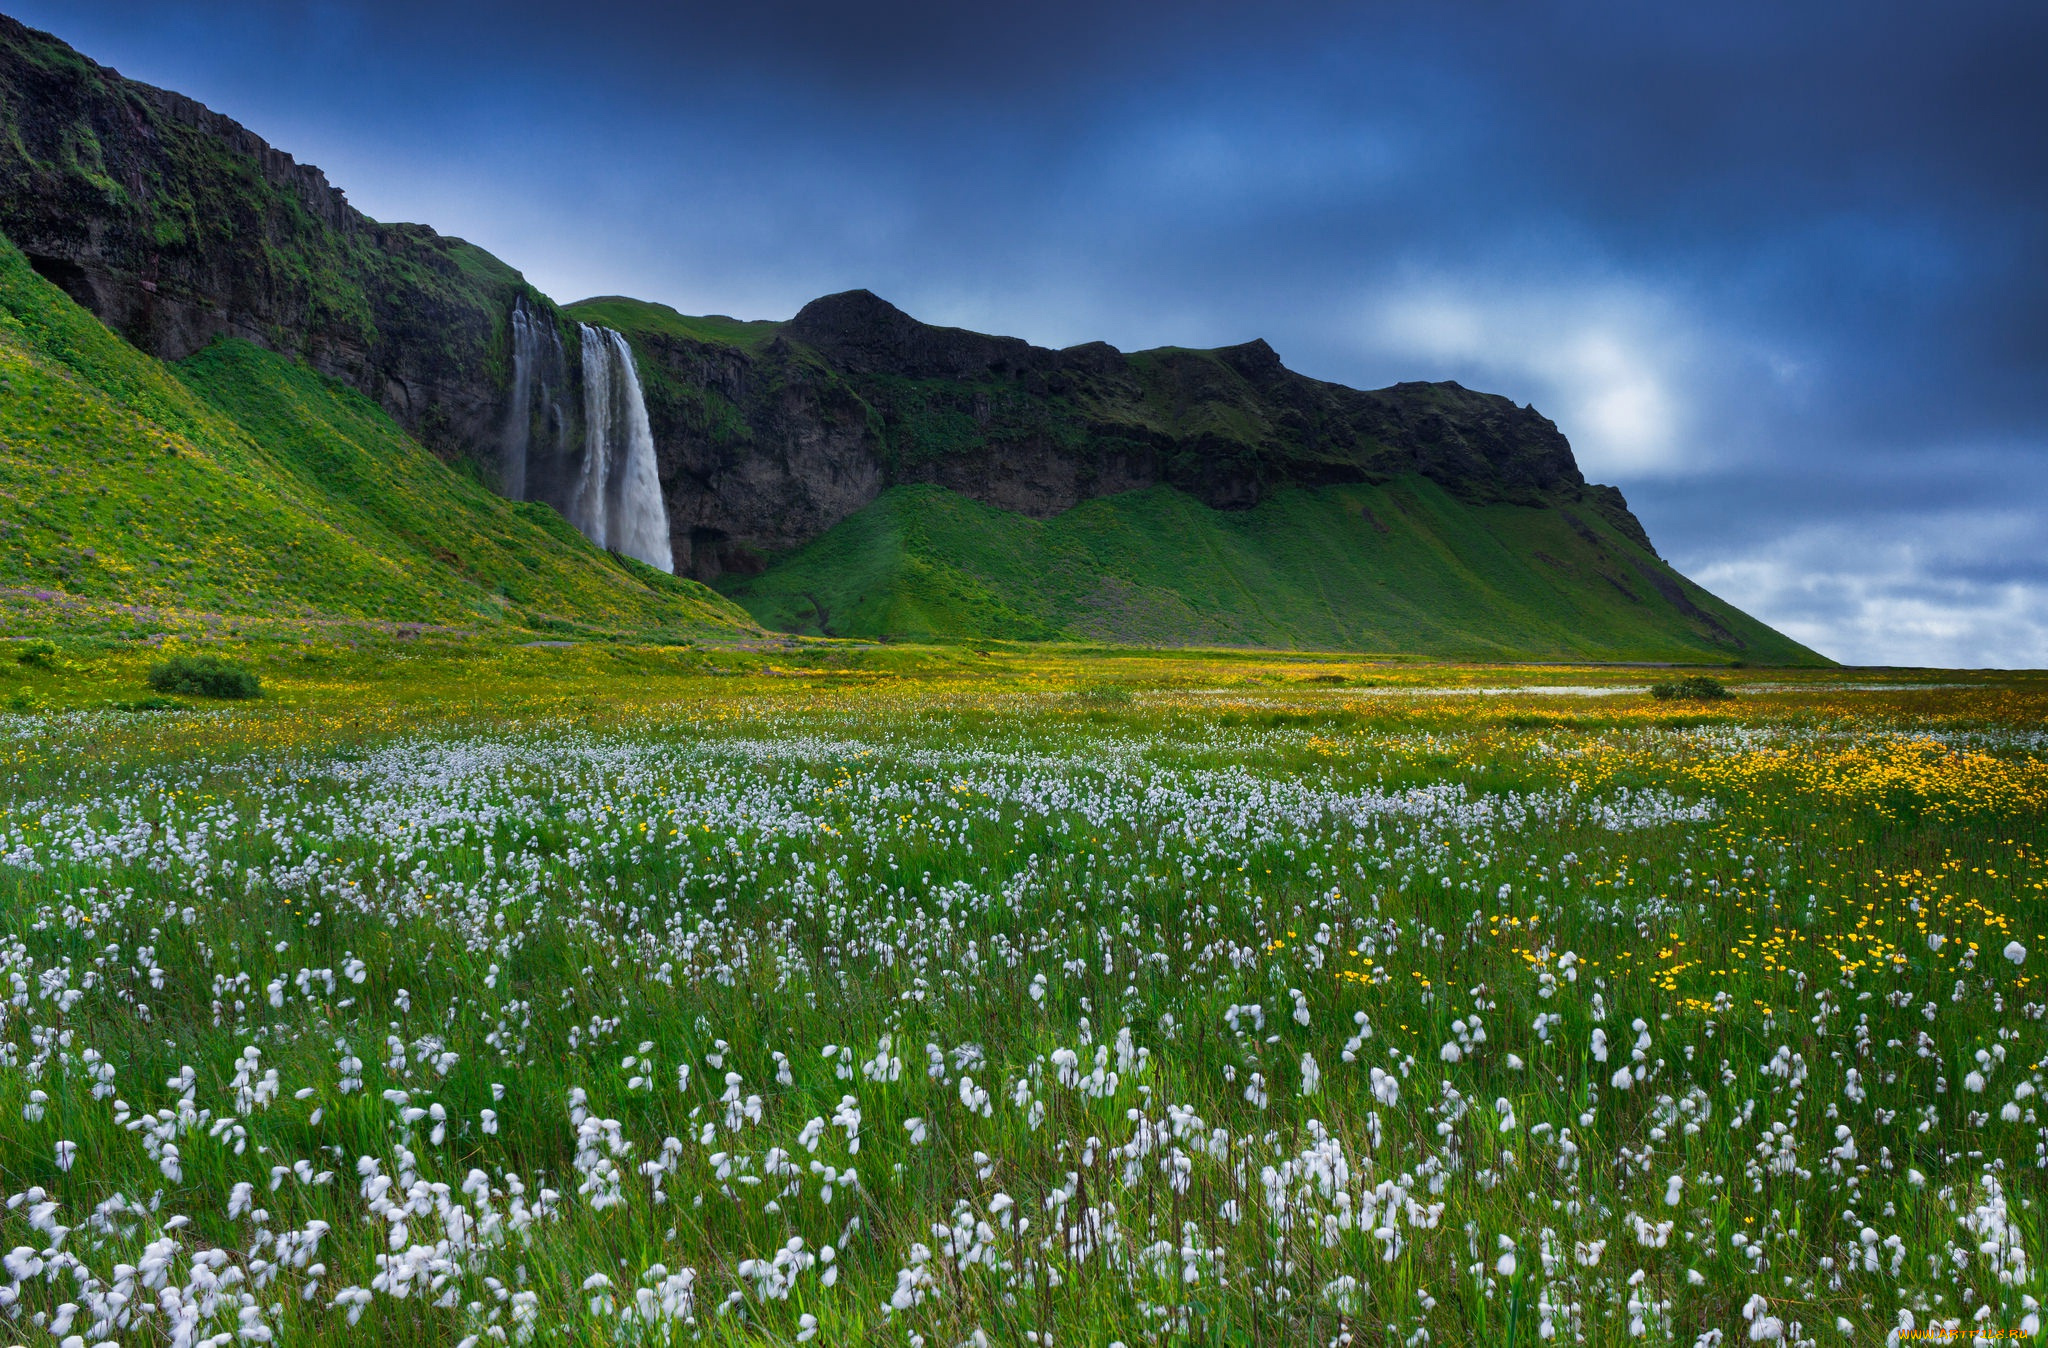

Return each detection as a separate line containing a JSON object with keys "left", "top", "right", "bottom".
{"left": 14, "top": 0, "right": 2047, "bottom": 664}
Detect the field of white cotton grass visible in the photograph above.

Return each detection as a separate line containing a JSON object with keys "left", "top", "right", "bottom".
{"left": 0, "top": 655, "right": 2045, "bottom": 1347}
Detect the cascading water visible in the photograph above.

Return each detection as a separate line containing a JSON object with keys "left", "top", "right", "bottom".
{"left": 502, "top": 309, "right": 536, "bottom": 499}
{"left": 571, "top": 324, "right": 674, "bottom": 573}
{"left": 502, "top": 302, "right": 568, "bottom": 503}
{"left": 502, "top": 303, "right": 674, "bottom": 574}
{"left": 570, "top": 324, "right": 615, "bottom": 553}
{"left": 602, "top": 331, "right": 675, "bottom": 573}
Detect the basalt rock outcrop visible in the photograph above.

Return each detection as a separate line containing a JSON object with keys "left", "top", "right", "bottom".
{"left": 2, "top": 13, "right": 1660, "bottom": 590}
{"left": 0, "top": 13, "right": 550, "bottom": 467}
{"left": 578, "top": 289, "right": 1658, "bottom": 580}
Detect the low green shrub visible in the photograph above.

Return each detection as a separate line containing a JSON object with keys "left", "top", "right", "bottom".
{"left": 147, "top": 653, "right": 262, "bottom": 700}
{"left": 16, "top": 639, "right": 57, "bottom": 667}
{"left": 1649, "top": 674, "right": 1732, "bottom": 701}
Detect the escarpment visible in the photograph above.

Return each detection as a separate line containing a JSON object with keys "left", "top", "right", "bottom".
{"left": 570, "top": 290, "right": 1659, "bottom": 581}
{"left": 1, "top": 15, "right": 1655, "bottom": 585}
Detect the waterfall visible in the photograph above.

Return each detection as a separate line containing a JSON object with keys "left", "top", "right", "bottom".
{"left": 502, "top": 307, "right": 537, "bottom": 499}
{"left": 600, "top": 329, "right": 675, "bottom": 573}
{"left": 503, "top": 302, "right": 674, "bottom": 574}
{"left": 571, "top": 324, "right": 614, "bottom": 552}
{"left": 503, "top": 302, "right": 568, "bottom": 503}
{"left": 571, "top": 324, "right": 674, "bottom": 573}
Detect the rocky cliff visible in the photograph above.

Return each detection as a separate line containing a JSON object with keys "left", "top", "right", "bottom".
{"left": 1, "top": 13, "right": 1662, "bottom": 593}
{"left": 569, "top": 290, "right": 1658, "bottom": 580}
{"left": 0, "top": 13, "right": 561, "bottom": 469}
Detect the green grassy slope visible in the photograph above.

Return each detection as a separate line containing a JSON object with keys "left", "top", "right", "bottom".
{"left": 566, "top": 296, "right": 786, "bottom": 351}
{"left": 719, "top": 480, "right": 1824, "bottom": 662}
{"left": 0, "top": 15, "right": 557, "bottom": 463}
{"left": 0, "top": 233, "right": 753, "bottom": 636}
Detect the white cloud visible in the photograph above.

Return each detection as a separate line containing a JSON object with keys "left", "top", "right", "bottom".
{"left": 1365, "top": 284, "right": 1691, "bottom": 477}
{"left": 1684, "top": 511, "right": 2048, "bottom": 668}
{"left": 1353, "top": 279, "right": 2048, "bottom": 669}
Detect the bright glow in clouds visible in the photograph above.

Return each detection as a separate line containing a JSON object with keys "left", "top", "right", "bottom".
{"left": 1368, "top": 286, "right": 1687, "bottom": 477}
{"left": 1366, "top": 282, "right": 2048, "bottom": 666}
{"left": 9, "top": 0, "right": 2048, "bottom": 669}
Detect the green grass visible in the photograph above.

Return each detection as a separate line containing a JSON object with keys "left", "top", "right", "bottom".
{"left": 718, "top": 480, "right": 1825, "bottom": 662}
{"left": 0, "top": 231, "right": 754, "bottom": 639}
{"left": 564, "top": 296, "right": 786, "bottom": 351}
{"left": 0, "top": 652, "right": 2039, "bottom": 1344}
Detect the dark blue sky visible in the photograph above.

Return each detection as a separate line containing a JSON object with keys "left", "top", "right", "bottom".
{"left": 16, "top": 1, "right": 2048, "bottom": 664}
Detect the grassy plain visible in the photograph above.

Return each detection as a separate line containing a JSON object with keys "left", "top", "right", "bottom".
{"left": 0, "top": 640, "right": 2043, "bottom": 1345}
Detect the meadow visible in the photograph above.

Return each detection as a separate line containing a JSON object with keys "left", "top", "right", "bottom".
{"left": 0, "top": 638, "right": 2043, "bottom": 1346}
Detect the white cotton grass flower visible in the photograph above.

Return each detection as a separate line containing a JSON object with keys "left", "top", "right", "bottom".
{"left": 17, "top": 682, "right": 2042, "bottom": 1337}
{"left": 1743, "top": 1292, "right": 1785, "bottom": 1342}
{"left": 332, "top": 1287, "right": 373, "bottom": 1325}
{"left": 1369, "top": 1066, "right": 1399, "bottom": 1107}
{"left": 2006, "top": 940, "right": 2027, "bottom": 965}
{"left": 1928, "top": 933, "right": 1946, "bottom": 952}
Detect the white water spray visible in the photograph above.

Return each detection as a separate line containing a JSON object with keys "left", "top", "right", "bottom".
{"left": 570, "top": 324, "right": 674, "bottom": 573}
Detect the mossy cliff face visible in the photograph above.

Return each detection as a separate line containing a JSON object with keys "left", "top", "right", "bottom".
{"left": 573, "top": 289, "right": 1659, "bottom": 581}
{"left": 2, "top": 12, "right": 1661, "bottom": 605}
{"left": 0, "top": 14, "right": 559, "bottom": 470}
{"left": 0, "top": 231, "right": 752, "bottom": 637}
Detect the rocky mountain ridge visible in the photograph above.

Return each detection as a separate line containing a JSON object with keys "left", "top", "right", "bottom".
{"left": 3, "top": 13, "right": 1675, "bottom": 611}
{"left": 571, "top": 287, "right": 1655, "bottom": 581}
{"left": 0, "top": 13, "right": 540, "bottom": 464}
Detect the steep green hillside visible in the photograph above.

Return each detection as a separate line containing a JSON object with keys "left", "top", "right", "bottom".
{"left": 0, "top": 14, "right": 560, "bottom": 466}
{"left": 719, "top": 480, "right": 1824, "bottom": 662}
{"left": 0, "top": 232, "right": 752, "bottom": 636}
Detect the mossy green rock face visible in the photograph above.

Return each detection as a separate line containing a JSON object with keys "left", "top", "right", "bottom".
{"left": 0, "top": 13, "right": 555, "bottom": 470}
{"left": 0, "top": 232, "right": 752, "bottom": 636}
{"left": 574, "top": 290, "right": 1666, "bottom": 590}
